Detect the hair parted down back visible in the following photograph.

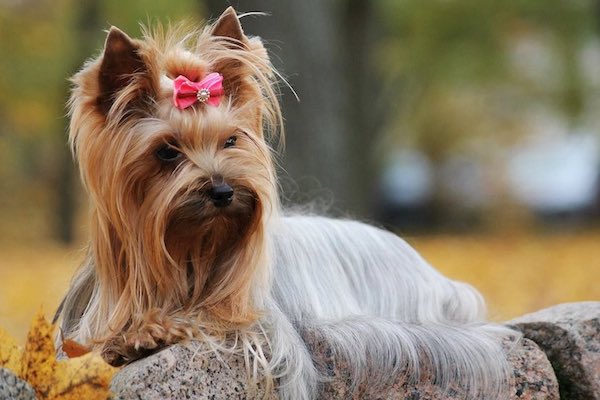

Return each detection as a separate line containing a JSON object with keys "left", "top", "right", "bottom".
{"left": 57, "top": 7, "right": 520, "bottom": 399}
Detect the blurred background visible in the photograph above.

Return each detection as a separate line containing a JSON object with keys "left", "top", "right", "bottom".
{"left": 1, "top": 0, "right": 599, "bottom": 340}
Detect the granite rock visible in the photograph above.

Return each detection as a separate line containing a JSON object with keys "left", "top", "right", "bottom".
{"left": 510, "top": 301, "right": 600, "bottom": 400}
{"left": 110, "top": 342, "right": 271, "bottom": 399}
{"left": 0, "top": 368, "right": 37, "bottom": 400}
{"left": 302, "top": 330, "right": 558, "bottom": 400}
{"left": 506, "top": 337, "right": 559, "bottom": 400}
{"left": 111, "top": 330, "right": 559, "bottom": 399}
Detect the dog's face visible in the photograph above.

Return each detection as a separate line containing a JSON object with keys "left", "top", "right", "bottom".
{"left": 68, "top": 8, "right": 280, "bottom": 325}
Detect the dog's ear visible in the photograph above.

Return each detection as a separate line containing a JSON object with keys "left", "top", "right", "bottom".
{"left": 97, "top": 27, "right": 148, "bottom": 114}
{"left": 210, "top": 7, "right": 272, "bottom": 110}
{"left": 211, "top": 7, "right": 269, "bottom": 62}
{"left": 212, "top": 7, "right": 246, "bottom": 43}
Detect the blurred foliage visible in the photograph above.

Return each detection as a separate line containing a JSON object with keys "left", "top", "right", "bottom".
{"left": 99, "top": 0, "right": 200, "bottom": 36}
{"left": 0, "top": 0, "right": 199, "bottom": 243}
{"left": 0, "top": 0, "right": 73, "bottom": 180}
{"left": 1, "top": 0, "right": 599, "bottom": 242}
{"left": 376, "top": 0, "right": 598, "bottom": 160}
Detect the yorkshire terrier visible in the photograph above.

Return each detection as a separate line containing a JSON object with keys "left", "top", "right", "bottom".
{"left": 56, "top": 7, "right": 516, "bottom": 399}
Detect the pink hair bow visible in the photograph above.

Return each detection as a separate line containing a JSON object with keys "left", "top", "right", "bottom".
{"left": 172, "top": 73, "right": 225, "bottom": 109}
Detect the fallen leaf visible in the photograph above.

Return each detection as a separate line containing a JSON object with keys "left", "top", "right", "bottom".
{"left": 48, "top": 352, "right": 116, "bottom": 400}
{"left": 62, "top": 339, "right": 90, "bottom": 359}
{"left": 0, "top": 326, "right": 22, "bottom": 375}
{"left": 14, "top": 308, "right": 116, "bottom": 399}
{"left": 20, "top": 309, "right": 56, "bottom": 397}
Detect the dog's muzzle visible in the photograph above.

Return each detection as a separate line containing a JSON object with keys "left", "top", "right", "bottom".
{"left": 209, "top": 182, "right": 234, "bottom": 207}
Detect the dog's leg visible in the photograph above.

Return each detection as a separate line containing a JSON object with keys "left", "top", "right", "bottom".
{"left": 101, "top": 309, "right": 198, "bottom": 366}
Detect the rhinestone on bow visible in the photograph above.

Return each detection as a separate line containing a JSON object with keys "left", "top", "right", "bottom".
{"left": 196, "top": 88, "right": 211, "bottom": 103}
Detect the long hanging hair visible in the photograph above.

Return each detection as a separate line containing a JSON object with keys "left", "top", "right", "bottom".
{"left": 57, "top": 8, "right": 518, "bottom": 400}
{"left": 63, "top": 11, "right": 282, "bottom": 364}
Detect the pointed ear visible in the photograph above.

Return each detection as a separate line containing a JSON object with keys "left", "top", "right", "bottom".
{"left": 212, "top": 7, "right": 247, "bottom": 43}
{"left": 97, "top": 27, "right": 147, "bottom": 114}
{"left": 211, "top": 7, "right": 269, "bottom": 63}
{"left": 209, "top": 7, "right": 272, "bottom": 116}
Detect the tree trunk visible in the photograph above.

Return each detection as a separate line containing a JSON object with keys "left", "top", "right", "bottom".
{"left": 54, "top": 1, "right": 102, "bottom": 244}
{"left": 204, "top": 0, "right": 379, "bottom": 218}
{"left": 339, "top": 0, "right": 382, "bottom": 217}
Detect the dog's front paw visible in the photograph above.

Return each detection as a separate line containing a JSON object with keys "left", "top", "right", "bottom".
{"left": 100, "top": 335, "right": 129, "bottom": 367}
{"left": 100, "top": 311, "right": 198, "bottom": 366}
{"left": 101, "top": 326, "right": 167, "bottom": 367}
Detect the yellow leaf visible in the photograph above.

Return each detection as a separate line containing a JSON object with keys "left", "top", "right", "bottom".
{"left": 20, "top": 309, "right": 56, "bottom": 397}
{"left": 48, "top": 353, "right": 116, "bottom": 400}
{"left": 16, "top": 309, "right": 117, "bottom": 400}
{"left": 0, "top": 326, "right": 22, "bottom": 375}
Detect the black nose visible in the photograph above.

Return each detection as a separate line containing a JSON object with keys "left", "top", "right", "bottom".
{"left": 209, "top": 182, "right": 234, "bottom": 207}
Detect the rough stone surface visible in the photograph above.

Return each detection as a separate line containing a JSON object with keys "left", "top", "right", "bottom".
{"left": 510, "top": 301, "right": 600, "bottom": 400}
{"left": 111, "top": 331, "right": 559, "bottom": 399}
{"left": 111, "top": 301, "right": 600, "bottom": 399}
{"left": 110, "top": 342, "right": 271, "bottom": 400}
{"left": 0, "top": 368, "right": 37, "bottom": 400}
{"left": 506, "top": 338, "right": 560, "bottom": 400}
{"left": 303, "top": 331, "right": 558, "bottom": 400}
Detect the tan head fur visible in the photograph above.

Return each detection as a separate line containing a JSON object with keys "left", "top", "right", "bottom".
{"left": 66, "top": 7, "right": 282, "bottom": 366}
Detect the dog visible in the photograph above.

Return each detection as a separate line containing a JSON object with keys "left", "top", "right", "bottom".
{"left": 55, "top": 7, "right": 516, "bottom": 399}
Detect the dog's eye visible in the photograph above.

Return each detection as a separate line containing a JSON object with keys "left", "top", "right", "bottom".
{"left": 156, "top": 145, "right": 182, "bottom": 162}
{"left": 224, "top": 135, "right": 237, "bottom": 149}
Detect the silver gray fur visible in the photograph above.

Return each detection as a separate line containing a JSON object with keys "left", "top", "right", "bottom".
{"left": 57, "top": 215, "right": 518, "bottom": 399}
